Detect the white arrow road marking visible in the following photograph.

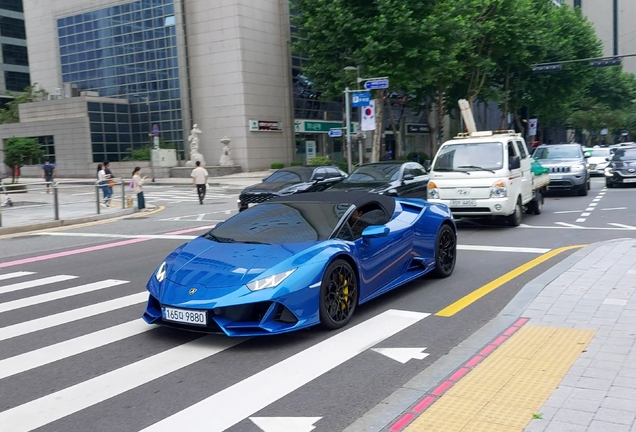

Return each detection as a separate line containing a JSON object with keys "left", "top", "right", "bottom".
{"left": 0, "top": 275, "right": 78, "bottom": 295}
{"left": 0, "top": 271, "right": 35, "bottom": 281}
{"left": 371, "top": 347, "right": 430, "bottom": 364}
{"left": 0, "top": 336, "right": 246, "bottom": 432}
{"left": 250, "top": 417, "right": 322, "bottom": 432}
{"left": 140, "top": 309, "right": 429, "bottom": 432}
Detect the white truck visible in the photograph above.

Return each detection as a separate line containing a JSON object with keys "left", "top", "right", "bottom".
{"left": 426, "top": 129, "right": 549, "bottom": 226}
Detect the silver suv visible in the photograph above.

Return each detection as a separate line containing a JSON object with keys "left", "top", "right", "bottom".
{"left": 532, "top": 144, "right": 591, "bottom": 196}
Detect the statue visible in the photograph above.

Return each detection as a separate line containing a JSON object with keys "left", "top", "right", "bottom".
{"left": 185, "top": 124, "right": 206, "bottom": 167}
{"left": 219, "top": 136, "right": 234, "bottom": 166}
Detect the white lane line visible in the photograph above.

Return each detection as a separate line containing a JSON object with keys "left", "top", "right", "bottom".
{"left": 0, "top": 271, "right": 35, "bottom": 282}
{"left": 140, "top": 309, "right": 429, "bottom": 432}
{"left": 0, "top": 275, "right": 78, "bottom": 295}
{"left": 576, "top": 218, "right": 586, "bottom": 223}
{"left": 0, "top": 320, "right": 153, "bottom": 380}
{"left": 457, "top": 245, "right": 550, "bottom": 254}
{"left": 608, "top": 223, "right": 636, "bottom": 229}
{"left": 0, "top": 279, "right": 129, "bottom": 313}
{"left": 581, "top": 212, "right": 591, "bottom": 217}
{"left": 602, "top": 207, "right": 627, "bottom": 211}
{"left": 0, "top": 335, "right": 246, "bottom": 432}
{"left": 0, "top": 292, "right": 146, "bottom": 342}
{"left": 554, "top": 210, "right": 582, "bottom": 214}
{"left": 520, "top": 224, "right": 636, "bottom": 231}
{"left": 555, "top": 222, "right": 584, "bottom": 228}
{"left": 588, "top": 203, "right": 598, "bottom": 207}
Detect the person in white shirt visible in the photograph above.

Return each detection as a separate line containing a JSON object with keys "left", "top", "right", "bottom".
{"left": 191, "top": 161, "right": 209, "bottom": 204}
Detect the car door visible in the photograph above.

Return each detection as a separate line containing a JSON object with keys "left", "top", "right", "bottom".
{"left": 306, "top": 168, "right": 329, "bottom": 192}
{"left": 399, "top": 163, "right": 429, "bottom": 198}
{"left": 515, "top": 140, "right": 533, "bottom": 202}
{"left": 507, "top": 141, "right": 523, "bottom": 199}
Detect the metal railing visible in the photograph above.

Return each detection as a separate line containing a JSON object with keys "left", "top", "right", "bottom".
{"left": 0, "top": 178, "right": 134, "bottom": 228}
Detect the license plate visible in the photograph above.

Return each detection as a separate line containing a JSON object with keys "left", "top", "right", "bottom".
{"left": 550, "top": 175, "right": 563, "bottom": 180}
{"left": 624, "top": 178, "right": 636, "bottom": 183}
{"left": 162, "top": 306, "right": 207, "bottom": 326}
{"left": 450, "top": 199, "right": 477, "bottom": 207}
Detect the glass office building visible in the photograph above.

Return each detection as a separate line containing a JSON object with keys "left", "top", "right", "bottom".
{"left": 56, "top": 0, "right": 183, "bottom": 162}
{"left": 0, "top": 0, "right": 30, "bottom": 106}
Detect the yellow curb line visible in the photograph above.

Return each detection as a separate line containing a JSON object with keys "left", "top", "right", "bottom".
{"left": 436, "top": 244, "right": 587, "bottom": 317}
{"left": 126, "top": 205, "right": 165, "bottom": 218}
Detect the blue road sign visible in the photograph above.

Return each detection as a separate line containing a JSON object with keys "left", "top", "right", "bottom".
{"left": 328, "top": 129, "right": 343, "bottom": 137}
{"left": 364, "top": 79, "right": 389, "bottom": 90}
{"left": 352, "top": 91, "right": 371, "bottom": 107}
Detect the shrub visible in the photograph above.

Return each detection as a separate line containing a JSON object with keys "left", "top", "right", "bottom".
{"left": 308, "top": 156, "right": 332, "bottom": 166}
{"left": 290, "top": 161, "right": 303, "bottom": 166}
{"left": 270, "top": 162, "right": 285, "bottom": 169}
{"left": 338, "top": 162, "right": 349, "bottom": 172}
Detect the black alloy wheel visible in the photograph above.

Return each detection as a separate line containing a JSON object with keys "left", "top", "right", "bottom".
{"left": 432, "top": 224, "right": 456, "bottom": 278}
{"left": 319, "top": 259, "right": 358, "bottom": 329}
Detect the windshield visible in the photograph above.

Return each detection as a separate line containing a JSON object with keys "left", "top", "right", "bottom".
{"left": 612, "top": 148, "right": 636, "bottom": 161}
{"left": 433, "top": 142, "right": 503, "bottom": 171}
{"left": 587, "top": 149, "right": 610, "bottom": 158}
{"left": 344, "top": 164, "right": 401, "bottom": 182}
{"left": 204, "top": 202, "right": 351, "bottom": 244}
{"left": 264, "top": 170, "right": 308, "bottom": 183}
{"left": 533, "top": 146, "right": 581, "bottom": 160}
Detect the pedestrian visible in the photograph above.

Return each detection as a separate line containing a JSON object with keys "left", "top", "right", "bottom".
{"left": 102, "top": 160, "right": 114, "bottom": 206}
{"left": 132, "top": 166, "right": 148, "bottom": 211}
{"left": 191, "top": 160, "right": 209, "bottom": 204}
{"left": 41, "top": 159, "right": 56, "bottom": 194}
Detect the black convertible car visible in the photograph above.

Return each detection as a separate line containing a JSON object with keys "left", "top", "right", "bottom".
{"left": 326, "top": 161, "right": 430, "bottom": 197}
{"left": 237, "top": 165, "right": 347, "bottom": 211}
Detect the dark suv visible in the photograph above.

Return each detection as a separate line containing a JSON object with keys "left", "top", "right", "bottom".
{"left": 237, "top": 165, "right": 347, "bottom": 211}
{"left": 605, "top": 146, "right": 636, "bottom": 188}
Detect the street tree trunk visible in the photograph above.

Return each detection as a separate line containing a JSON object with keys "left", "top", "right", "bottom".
{"left": 371, "top": 90, "right": 385, "bottom": 162}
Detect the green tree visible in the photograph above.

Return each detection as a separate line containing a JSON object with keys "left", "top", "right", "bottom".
{"left": 0, "top": 85, "right": 49, "bottom": 124}
{"left": 1, "top": 137, "right": 44, "bottom": 183}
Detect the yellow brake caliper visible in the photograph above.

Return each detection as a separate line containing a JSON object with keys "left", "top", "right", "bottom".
{"left": 340, "top": 274, "right": 349, "bottom": 310}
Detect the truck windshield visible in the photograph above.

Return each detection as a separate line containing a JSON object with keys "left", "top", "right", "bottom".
{"left": 433, "top": 142, "right": 504, "bottom": 172}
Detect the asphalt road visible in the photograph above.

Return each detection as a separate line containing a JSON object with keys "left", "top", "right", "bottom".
{"left": 0, "top": 178, "right": 635, "bottom": 432}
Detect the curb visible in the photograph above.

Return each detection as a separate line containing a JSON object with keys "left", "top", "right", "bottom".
{"left": 0, "top": 208, "right": 137, "bottom": 236}
{"left": 342, "top": 239, "right": 620, "bottom": 432}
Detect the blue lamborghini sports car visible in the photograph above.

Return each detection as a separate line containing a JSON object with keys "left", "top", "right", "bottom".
{"left": 142, "top": 191, "right": 456, "bottom": 336}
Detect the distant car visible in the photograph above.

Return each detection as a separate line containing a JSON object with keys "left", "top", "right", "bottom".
{"left": 605, "top": 146, "right": 636, "bottom": 188}
{"left": 532, "top": 143, "right": 591, "bottom": 195}
{"left": 237, "top": 166, "right": 347, "bottom": 211}
{"left": 584, "top": 147, "right": 612, "bottom": 176}
{"left": 326, "top": 161, "right": 430, "bottom": 198}
{"left": 142, "top": 191, "right": 456, "bottom": 336}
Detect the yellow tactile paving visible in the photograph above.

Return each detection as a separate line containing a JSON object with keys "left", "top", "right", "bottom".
{"left": 403, "top": 326, "right": 595, "bottom": 432}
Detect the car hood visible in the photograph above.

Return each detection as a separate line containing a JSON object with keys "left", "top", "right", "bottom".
{"left": 327, "top": 180, "right": 390, "bottom": 192}
{"left": 536, "top": 158, "right": 582, "bottom": 166}
{"left": 242, "top": 182, "right": 304, "bottom": 193}
{"left": 588, "top": 156, "right": 609, "bottom": 164}
{"left": 166, "top": 237, "right": 314, "bottom": 288}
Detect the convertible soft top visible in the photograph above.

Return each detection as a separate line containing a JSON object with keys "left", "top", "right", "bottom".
{"left": 270, "top": 191, "right": 396, "bottom": 216}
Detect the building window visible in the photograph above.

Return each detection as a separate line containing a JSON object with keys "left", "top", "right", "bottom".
{"left": 0, "top": 0, "right": 23, "bottom": 12}
{"left": 574, "top": 0, "right": 581, "bottom": 6}
{"left": 88, "top": 102, "right": 132, "bottom": 163}
{"left": 0, "top": 16, "right": 26, "bottom": 40}
{"left": 37, "top": 136, "right": 56, "bottom": 163}
{"left": 57, "top": 0, "right": 183, "bottom": 163}
{"left": 2, "top": 44, "right": 28, "bottom": 66}
{"left": 4, "top": 71, "right": 30, "bottom": 92}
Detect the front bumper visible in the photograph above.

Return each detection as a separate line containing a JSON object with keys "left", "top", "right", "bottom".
{"left": 605, "top": 172, "right": 636, "bottom": 185}
{"left": 546, "top": 172, "right": 586, "bottom": 190}
{"left": 588, "top": 164, "right": 608, "bottom": 176}
{"left": 427, "top": 197, "right": 515, "bottom": 217}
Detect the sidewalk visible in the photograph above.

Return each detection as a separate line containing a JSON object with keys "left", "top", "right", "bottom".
{"left": 347, "top": 239, "right": 636, "bottom": 432}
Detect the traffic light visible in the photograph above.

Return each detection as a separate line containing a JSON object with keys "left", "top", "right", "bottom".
{"left": 532, "top": 64, "right": 562, "bottom": 73}
{"left": 589, "top": 57, "right": 622, "bottom": 67}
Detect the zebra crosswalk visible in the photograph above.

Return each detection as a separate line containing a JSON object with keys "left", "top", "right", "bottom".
{"left": 0, "top": 269, "right": 432, "bottom": 432}
{"left": 144, "top": 187, "right": 238, "bottom": 204}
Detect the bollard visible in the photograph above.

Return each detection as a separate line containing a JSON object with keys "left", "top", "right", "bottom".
{"left": 96, "top": 183, "right": 101, "bottom": 214}
{"left": 53, "top": 183, "right": 60, "bottom": 221}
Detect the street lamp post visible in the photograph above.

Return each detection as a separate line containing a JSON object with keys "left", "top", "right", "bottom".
{"left": 344, "top": 66, "right": 365, "bottom": 166}
{"left": 344, "top": 86, "right": 353, "bottom": 174}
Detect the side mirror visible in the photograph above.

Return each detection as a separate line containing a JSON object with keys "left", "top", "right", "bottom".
{"left": 262, "top": 177, "right": 268, "bottom": 182}
{"left": 403, "top": 174, "right": 415, "bottom": 181}
{"left": 509, "top": 156, "right": 521, "bottom": 170}
{"left": 361, "top": 225, "right": 390, "bottom": 239}
{"left": 423, "top": 160, "right": 432, "bottom": 172}
{"left": 605, "top": 157, "right": 610, "bottom": 162}
{"left": 314, "top": 176, "right": 325, "bottom": 182}
{"left": 584, "top": 153, "right": 591, "bottom": 158}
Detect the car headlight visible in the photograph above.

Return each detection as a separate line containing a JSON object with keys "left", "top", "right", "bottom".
{"left": 247, "top": 269, "right": 296, "bottom": 291}
{"left": 427, "top": 181, "right": 439, "bottom": 199}
{"left": 490, "top": 180, "right": 507, "bottom": 198}
{"left": 571, "top": 164, "right": 585, "bottom": 172}
{"left": 605, "top": 166, "right": 614, "bottom": 176}
{"left": 155, "top": 261, "right": 167, "bottom": 283}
